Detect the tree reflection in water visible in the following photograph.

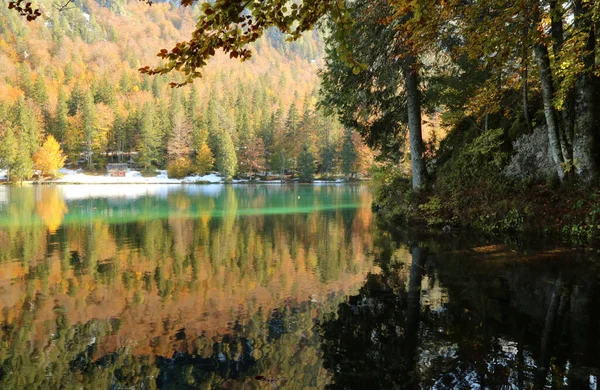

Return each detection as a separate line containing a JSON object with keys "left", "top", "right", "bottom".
{"left": 1, "top": 185, "right": 600, "bottom": 388}
{"left": 320, "top": 228, "right": 600, "bottom": 389}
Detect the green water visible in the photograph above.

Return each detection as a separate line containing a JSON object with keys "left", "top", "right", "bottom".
{"left": 0, "top": 184, "right": 599, "bottom": 389}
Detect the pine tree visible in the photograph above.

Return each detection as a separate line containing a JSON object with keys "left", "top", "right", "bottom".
{"left": 11, "top": 99, "right": 41, "bottom": 183}
{"left": 216, "top": 131, "right": 237, "bottom": 180}
{"left": 341, "top": 128, "right": 357, "bottom": 178}
{"left": 68, "top": 82, "right": 85, "bottom": 116}
{"left": 19, "top": 64, "right": 33, "bottom": 98}
{"left": 0, "top": 127, "right": 17, "bottom": 181}
{"left": 32, "top": 76, "right": 49, "bottom": 106}
{"left": 82, "top": 91, "right": 95, "bottom": 168}
{"left": 54, "top": 87, "right": 69, "bottom": 142}
{"left": 138, "top": 103, "right": 160, "bottom": 171}
{"left": 298, "top": 145, "right": 315, "bottom": 182}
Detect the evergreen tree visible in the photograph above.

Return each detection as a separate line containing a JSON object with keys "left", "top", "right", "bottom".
{"left": 82, "top": 92, "right": 95, "bottom": 168}
{"left": 68, "top": 82, "right": 85, "bottom": 116}
{"left": 341, "top": 128, "right": 357, "bottom": 178}
{"left": 32, "top": 76, "right": 48, "bottom": 106}
{"left": 138, "top": 103, "right": 160, "bottom": 171}
{"left": 298, "top": 145, "right": 315, "bottom": 182}
{"left": 11, "top": 99, "right": 41, "bottom": 183}
{"left": 0, "top": 127, "right": 17, "bottom": 181}
{"left": 18, "top": 64, "right": 33, "bottom": 98}
{"left": 54, "top": 87, "right": 69, "bottom": 142}
{"left": 216, "top": 131, "right": 237, "bottom": 180}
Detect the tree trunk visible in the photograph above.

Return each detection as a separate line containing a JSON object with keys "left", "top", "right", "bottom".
{"left": 403, "top": 56, "right": 427, "bottom": 189}
{"left": 572, "top": 0, "right": 597, "bottom": 182}
{"left": 533, "top": 43, "right": 565, "bottom": 181}
{"left": 521, "top": 25, "right": 532, "bottom": 130}
{"left": 522, "top": 63, "right": 532, "bottom": 130}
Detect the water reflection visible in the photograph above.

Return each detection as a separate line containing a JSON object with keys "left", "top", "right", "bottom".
{"left": 1, "top": 185, "right": 599, "bottom": 388}
{"left": 0, "top": 184, "right": 374, "bottom": 388}
{"left": 320, "top": 229, "right": 600, "bottom": 389}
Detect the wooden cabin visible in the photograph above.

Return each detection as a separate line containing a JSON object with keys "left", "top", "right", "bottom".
{"left": 106, "top": 163, "right": 128, "bottom": 177}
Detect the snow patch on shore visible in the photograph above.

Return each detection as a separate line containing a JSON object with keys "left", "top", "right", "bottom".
{"left": 54, "top": 169, "right": 225, "bottom": 184}
{"left": 182, "top": 173, "right": 222, "bottom": 183}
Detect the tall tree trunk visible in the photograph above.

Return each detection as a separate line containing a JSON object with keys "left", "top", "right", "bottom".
{"left": 403, "top": 55, "right": 427, "bottom": 189}
{"left": 533, "top": 43, "right": 565, "bottom": 181}
{"left": 521, "top": 25, "right": 532, "bottom": 130}
{"left": 572, "top": 0, "right": 597, "bottom": 182}
{"left": 549, "top": 0, "right": 575, "bottom": 167}
{"left": 522, "top": 61, "right": 532, "bottom": 130}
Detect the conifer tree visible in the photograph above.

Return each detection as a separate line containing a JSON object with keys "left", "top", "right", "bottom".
{"left": 82, "top": 91, "right": 95, "bottom": 168}
{"left": 138, "top": 103, "right": 160, "bottom": 171}
{"left": 216, "top": 131, "right": 237, "bottom": 180}
{"left": 341, "top": 128, "right": 357, "bottom": 178}
{"left": 54, "top": 87, "right": 69, "bottom": 143}
{"left": 298, "top": 145, "right": 315, "bottom": 182}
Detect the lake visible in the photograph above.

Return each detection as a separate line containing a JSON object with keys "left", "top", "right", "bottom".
{"left": 0, "top": 184, "right": 598, "bottom": 389}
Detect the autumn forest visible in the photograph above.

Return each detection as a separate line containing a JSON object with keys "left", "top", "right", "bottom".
{"left": 0, "top": 0, "right": 373, "bottom": 183}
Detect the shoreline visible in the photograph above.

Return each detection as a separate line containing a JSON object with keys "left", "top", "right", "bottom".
{"left": 0, "top": 179, "right": 361, "bottom": 186}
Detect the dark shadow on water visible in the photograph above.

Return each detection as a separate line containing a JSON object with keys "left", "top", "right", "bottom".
{"left": 319, "top": 225, "right": 600, "bottom": 389}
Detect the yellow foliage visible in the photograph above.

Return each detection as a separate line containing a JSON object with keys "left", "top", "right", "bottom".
{"left": 35, "top": 187, "right": 68, "bottom": 234}
{"left": 167, "top": 157, "right": 193, "bottom": 179}
{"left": 195, "top": 143, "right": 214, "bottom": 176}
{"left": 33, "top": 135, "right": 66, "bottom": 177}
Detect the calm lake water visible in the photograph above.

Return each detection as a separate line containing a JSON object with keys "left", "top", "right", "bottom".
{"left": 0, "top": 184, "right": 598, "bottom": 389}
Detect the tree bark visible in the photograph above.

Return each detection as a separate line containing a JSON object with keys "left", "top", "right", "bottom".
{"left": 522, "top": 62, "right": 532, "bottom": 130}
{"left": 572, "top": 0, "right": 597, "bottom": 182}
{"left": 533, "top": 43, "right": 565, "bottom": 181}
{"left": 521, "top": 25, "right": 532, "bottom": 130}
{"left": 403, "top": 55, "right": 427, "bottom": 189}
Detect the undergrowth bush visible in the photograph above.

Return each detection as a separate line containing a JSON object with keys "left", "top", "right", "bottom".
{"left": 504, "top": 126, "right": 555, "bottom": 181}
{"left": 167, "top": 157, "right": 193, "bottom": 179}
{"left": 435, "top": 128, "right": 515, "bottom": 224}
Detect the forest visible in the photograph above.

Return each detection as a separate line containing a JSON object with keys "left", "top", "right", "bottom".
{"left": 4, "top": 0, "right": 600, "bottom": 233}
{"left": 0, "top": 0, "right": 373, "bottom": 183}
{"left": 118, "top": 0, "right": 600, "bottom": 236}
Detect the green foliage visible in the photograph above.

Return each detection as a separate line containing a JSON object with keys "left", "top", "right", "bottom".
{"left": 418, "top": 196, "right": 448, "bottom": 226}
{"left": 138, "top": 103, "right": 160, "bottom": 171}
{"left": 215, "top": 131, "right": 237, "bottom": 180}
{"left": 0, "top": 0, "right": 374, "bottom": 181}
{"left": 437, "top": 128, "right": 508, "bottom": 196}
{"left": 319, "top": 0, "right": 405, "bottom": 160}
{"left": 298, "top": 145, "right": 315, "bottom": 182}
{"left": 341, "top": 128, "right": 357, "bottom": 177}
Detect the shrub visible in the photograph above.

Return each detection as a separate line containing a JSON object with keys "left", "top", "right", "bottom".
{"left": 504, "top": 126, "right": 556, "bottom": 181}
{"left": 167, "top": 157, "right": 193, "bottom": 179}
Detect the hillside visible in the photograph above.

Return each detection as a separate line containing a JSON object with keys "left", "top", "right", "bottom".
{"left": 0, "top": 0, "right": 373, "bottom": 181}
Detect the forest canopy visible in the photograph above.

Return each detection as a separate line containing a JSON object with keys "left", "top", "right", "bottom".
{"left": 0, "top": 0, "right": 374, "bottom": 182}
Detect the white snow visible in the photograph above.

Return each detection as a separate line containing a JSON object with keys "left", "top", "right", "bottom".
{"left": 54, "top": 169, "right": 225, "bottom": 185}
{"left": 182, "top": 173, "right": 223, "bottom": 183}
